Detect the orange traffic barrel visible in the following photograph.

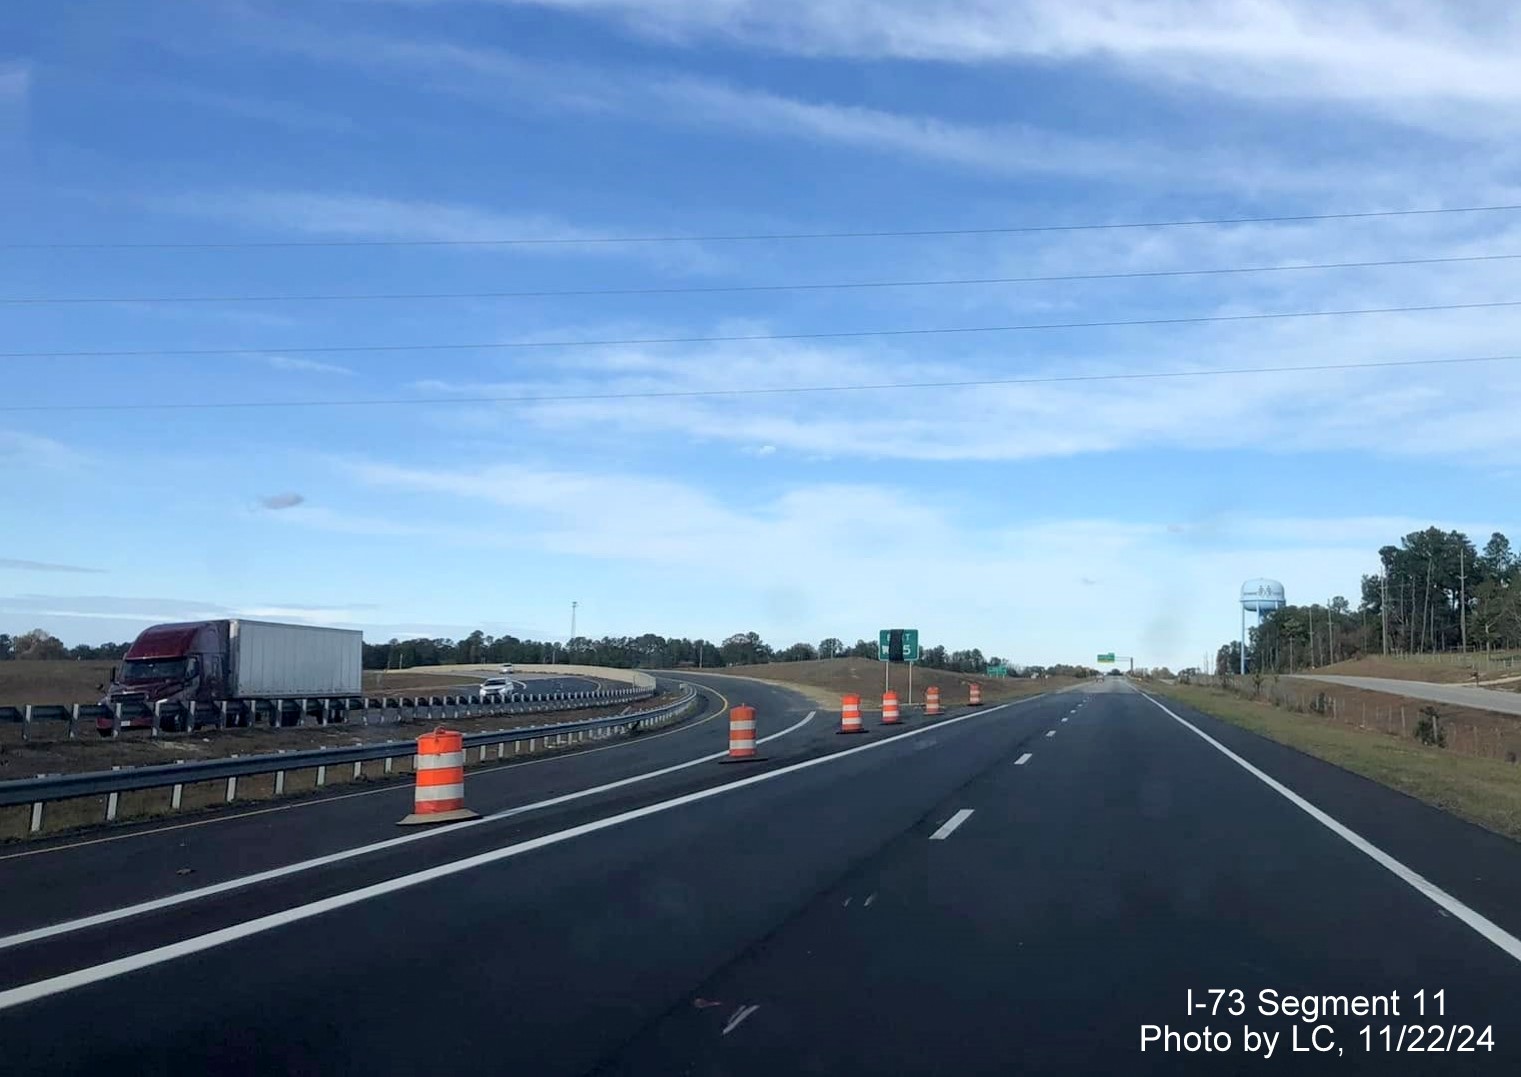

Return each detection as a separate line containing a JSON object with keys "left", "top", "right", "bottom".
{"left": 398, "top": 727, "right": 481, "bottom": 825}
{"left": 881, "top": 691, "right": 901, "bottom": 725}
{"left": 968, "top": 682, "right": 983, "bottom": 706}
{"left": 723, "top": 704, "right": 760, "bottom": 762}
{"left": 925, "top": 686, "right": 941, "bottom": 716}
{"left": 839, "top": 694, "right": 866, "bottom": 735}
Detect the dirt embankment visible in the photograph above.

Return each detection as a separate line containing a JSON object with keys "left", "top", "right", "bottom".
{"left": 689, "top": 658, "right": 1072, "bottom": 710}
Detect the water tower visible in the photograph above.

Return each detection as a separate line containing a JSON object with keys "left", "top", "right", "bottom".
{"left": 1239, "top": 579, "right": 1287, "bottom": 674}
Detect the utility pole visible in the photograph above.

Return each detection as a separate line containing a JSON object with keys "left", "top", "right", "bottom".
{"left": 569, "top": 601, "right": 578, "bottom": 657}
{"left": 1328, "top": 597, "right": 1336, "bottom": 665}
{"left": 1380, "top": 572, "right": 1390, "bottom": 656}
{"left": 1460, "top": 545, "right": 1469, "bottom": 653}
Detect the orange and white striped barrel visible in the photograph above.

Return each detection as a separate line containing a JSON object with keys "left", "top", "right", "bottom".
{"left": 968, "top": 682, "right": 983, "bottom": 706}
{"left": 881, "top": 691, "right": 900, "bottom": 725}
{"left": 398, "top": 727, "right": 481, "bottom": 825}
{"left": 839, "top": 694, "right": 865, "bottom": 734}
{"left": 925, "top": 686, "right": 941, "bottom": 715}
{"left": 727, "top": 704, "right": 757, "bottom": 759}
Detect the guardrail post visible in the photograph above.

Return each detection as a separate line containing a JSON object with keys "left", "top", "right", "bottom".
{"left": 30, "top": 802, "right": 43, "bottom": 834}
{"left": 153, "top": 700, "right": 166, "bottom": 738}
{"left": 218, "top": 700, "right": 230, "bottom": 730}
{"left": 69, "top": 703, "right": 81, "bottom": 740}
{"left": 22, "top": 705, "right": 32, "bottom": 743}
{"left": 111, "top": 703, "right": 123, "bottom": 738}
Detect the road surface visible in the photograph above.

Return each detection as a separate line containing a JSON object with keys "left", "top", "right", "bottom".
{"left": 1290, "top": 674, "right": 1521, "bottom": 716}
{"left": 2, "top": 675, "right": 1519, "bottom": 1073}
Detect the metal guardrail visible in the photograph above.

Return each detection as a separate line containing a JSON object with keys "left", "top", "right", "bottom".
{"left": 0, "top": 687, "right": 704, "bottom": 820}
{"left": 0, "top": 686, "right": 653, "bottom": 742}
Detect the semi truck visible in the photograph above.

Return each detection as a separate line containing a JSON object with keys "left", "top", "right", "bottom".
{"left": 104, "top": 619, "right": 364, "bottom": 720}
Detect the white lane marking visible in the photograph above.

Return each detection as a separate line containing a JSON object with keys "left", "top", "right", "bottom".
{"left": 0, "top": 687, "right": 735, "bottom": 863}
{"left": 1015, "top": 753, "right": 1032, "bottom": 765}
{"left": 929, "top": 809, "right": 975, "bottom": 841}
{"left": 0, "top": 696, "right": 1040, "bottom": 1009}
{"left": 722, "top": 1004, "right": 760, "bottom": 1036}
{"left": 0, "top": 709, "right": 816, "bottom": 954}
{"left": 1044, "top": 730, "right": 1056, "bottom": 738}
{"left": 864, "top": 892, "right": 876, "bottom": 907}
{"left": 842, "top": 896, "right": 852, "bottom": 907}
{"left": 1141, "top": 693, "right": 1521, "bottom": 965}
{"left": 1061, "top": 717, "right": 1069, "bottom": 723}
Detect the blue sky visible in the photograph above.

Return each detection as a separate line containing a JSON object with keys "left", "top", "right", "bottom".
{"left": 3, "top": 1, "right": 1520, "bottom": 668}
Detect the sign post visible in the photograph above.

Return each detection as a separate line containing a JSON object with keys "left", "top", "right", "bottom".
{"left": 879, "top": 628, "right": 920, "bottom": 703}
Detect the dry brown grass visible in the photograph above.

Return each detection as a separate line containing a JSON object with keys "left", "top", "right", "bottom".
{"left": 0, "top": 691, "right": 676, "bottom": 779}
{"left": 1234, "top": 675, "right": 1521, "bottom": 761}
{"left": 1150, "top": 681, "right": 1521, "bottom": 842}
{"left": 0, "top": 661, "right": 118, "bottom": 706}
{"left": 1319, "top": 654, "right": 1521, "bottom": 684}
{"left": 699, "top": 658, "right": 1068, "bottom": 710}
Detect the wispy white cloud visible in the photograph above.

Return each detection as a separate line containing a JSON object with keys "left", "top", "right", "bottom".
{"left": 0, "top": 558, "right": 106, "bottom": 574}
{"left": 152, "top": 187, "right": 720, "bottom": 271}
{"left": 155, "top": 85, "right": 357, "bottom": 134}
{"left": 0, "top": 61, "right": 28, "bottom": 104}
{"left": 223, "top": 20, "right": 1456, "bottom": 193}
{"left": 335, "top": 456, "right": 1474, "bottom": 665}
{"left": 469, "top": 2, "right": 1521, "bottom": 116}
{"left": 260, "top": 354, "right": 356, "bottom": 376}
{"left": 0, "top": 430, "right": 86, "bottom": 470}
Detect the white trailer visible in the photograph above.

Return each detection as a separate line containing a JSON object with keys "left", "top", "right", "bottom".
{"left": 229, "top": 620, "right": 363, "bottom": 698}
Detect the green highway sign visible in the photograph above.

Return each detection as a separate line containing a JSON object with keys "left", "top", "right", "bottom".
{"left": 879, "top": 628, "right": 920, "bottom": 663}
{"left": 986, "top": 664, "right": 1009, "bottom": 678}
{"left": 1097, "top": 653, "right": 1116, "bottom": 663}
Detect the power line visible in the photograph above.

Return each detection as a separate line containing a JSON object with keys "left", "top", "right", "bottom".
{"left": 6, "top": 251, "right": 1520, "bottom": 307}
{"left": 6, "top": 202, "right": 1521, "bottom": 251}
{"left": 6, "top": 298, "right": 1521, "bottom": 360}
{"left": 2, "top": 352, "right": 1513, "bottom": 414}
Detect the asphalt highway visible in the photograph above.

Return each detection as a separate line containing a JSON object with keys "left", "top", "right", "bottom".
{"left": 2, "top": 676, "right": 1519, "bottom": 1074}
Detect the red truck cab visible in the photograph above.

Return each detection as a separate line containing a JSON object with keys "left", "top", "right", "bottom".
{"left": 106, "top": 620, "right": 231, "bottom": 707}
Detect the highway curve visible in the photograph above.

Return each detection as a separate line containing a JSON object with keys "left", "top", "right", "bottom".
{"left": 2, "top": 677, "right": 1520, "bottom": 1073}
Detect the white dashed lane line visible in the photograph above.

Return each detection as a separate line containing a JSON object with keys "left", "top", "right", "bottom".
{"left": 1015, "top": 753, "right": 1032, "bottom": 765}
{"left": 929, "top": 809, "right": 975, "bottom": 841}
{"left": 1045, "top": 730, "right": 1056, "bottom": 738}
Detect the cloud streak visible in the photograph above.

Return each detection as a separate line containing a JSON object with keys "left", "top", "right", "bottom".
{"left": 0, "top": 558, "right": 106, "bottom": 574}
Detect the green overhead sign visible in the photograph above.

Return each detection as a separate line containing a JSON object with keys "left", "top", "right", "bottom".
{"left": 1097, "top": 653, "right": 1116, "bottom": 663}
{"left": 986, "top": 664, "right": 1009, "bottom": 678}
{"left": 879, "top": 628, "right": 920, "bottom": 663}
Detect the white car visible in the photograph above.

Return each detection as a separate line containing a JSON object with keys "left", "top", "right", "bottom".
{"left": 479, "top": 677, "right": 515, "bottom": 701}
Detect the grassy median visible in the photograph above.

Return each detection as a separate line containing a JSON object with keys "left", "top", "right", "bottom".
{"left": 1148, "top": 681, "right": 1521, "bottom": 843}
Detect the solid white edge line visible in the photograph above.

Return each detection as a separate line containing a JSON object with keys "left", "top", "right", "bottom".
{"left": 0, "top": 697, "right": 1038, "bottom": 1010}
{"left": 1015, "top": 753, "right": 1032, "bottom": 765}
{"left": 0, "top": 708, "right": 817, "bottom": 955}
{"left": 1140, "top": 692, "right": 1521, "bottom": 965}
{"left": 928, "top": 808, "right": 975, "bottom": 841}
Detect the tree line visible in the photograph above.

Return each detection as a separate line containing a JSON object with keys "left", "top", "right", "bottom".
{"left": 364, "top": 630, "right": 1026, "bottom": 673}
{"left": 0, "top": 630, "right": 130, "bottom": 662}
{"left": 1213, "top": 527, "right": 1521, "bottom": 675}
{"left": 3, "top": 625, "right": 1099, "bottom": 680}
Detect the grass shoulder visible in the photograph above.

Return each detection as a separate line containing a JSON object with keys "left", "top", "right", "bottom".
{"left": 1148, "top": 681, "right": 1521, "bottom": 843}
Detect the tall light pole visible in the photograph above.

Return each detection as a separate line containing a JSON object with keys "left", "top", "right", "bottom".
{"left": 569, "top": 601, "right": 578, "bottom": 662}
